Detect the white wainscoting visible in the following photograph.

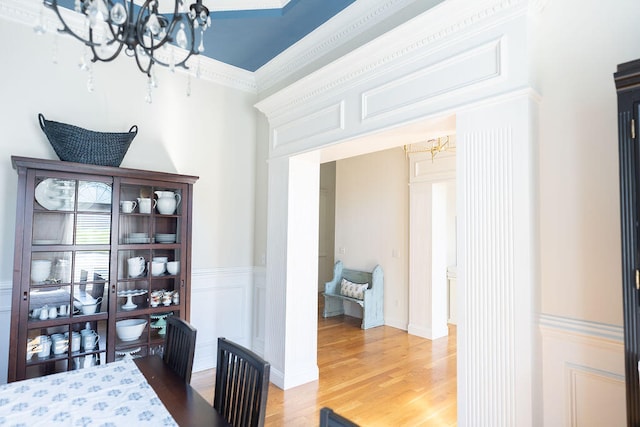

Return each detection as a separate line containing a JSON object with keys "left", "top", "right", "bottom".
{"left": 190, "top": 267, "right": 255, "bottom": 373}
{"left": 539, "top": 314, "right": 626, "bottom": 427}
{"left": 0, "top": 280, "right": 11, "bottom": 384}
{"left": 252, "top": 266, "right": 266, "bottom": 357}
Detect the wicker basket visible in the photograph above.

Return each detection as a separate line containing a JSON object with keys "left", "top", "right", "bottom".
{"left": 38, "top": 113, "right": 138, "bottom": 167}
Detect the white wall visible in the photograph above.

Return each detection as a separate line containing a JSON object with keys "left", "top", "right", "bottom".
{"left": 536, "top": 0, "right": 635, "bottom": 326}
{"left": 334, "top": 147, "right": 409, "bottom": 329}
{"left": 318, "top": 162, "right": 336, "bottom": 292}
{"left": 0, "top": 17, "right": 258, "bottom": 381}
{"left": 534, "top": 1, "right": 640, "bottom": 424}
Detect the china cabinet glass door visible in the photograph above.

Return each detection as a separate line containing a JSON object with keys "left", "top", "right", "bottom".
{"left": 114, "top": 182, "right": 186, "bottom": 360}
{"left": 24, "top": 174, "right": 112, "bottom": 379}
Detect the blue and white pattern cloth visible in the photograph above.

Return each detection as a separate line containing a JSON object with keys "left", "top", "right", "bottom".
{"left": 0, "top": 359, "right": 177, "bottom": 426}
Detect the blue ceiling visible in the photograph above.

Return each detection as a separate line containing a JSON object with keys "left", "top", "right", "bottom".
{"left": 207, "top": 0, "right": 356, "bottom": 71}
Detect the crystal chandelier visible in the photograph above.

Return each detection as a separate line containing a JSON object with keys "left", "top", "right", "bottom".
{"left": 43, "top": 0, "right": 212, "bottom": 77}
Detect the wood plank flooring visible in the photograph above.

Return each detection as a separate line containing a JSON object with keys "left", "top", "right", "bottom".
{"left": 191, "top": 309, "right": 457, "bottom": 426}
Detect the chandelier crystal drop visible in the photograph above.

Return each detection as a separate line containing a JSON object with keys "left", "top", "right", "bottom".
{"left": 42, "top": 0, "right": 212, "bottom": 77}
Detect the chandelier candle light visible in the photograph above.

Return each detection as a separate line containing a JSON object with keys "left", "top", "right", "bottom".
{"left": 41, "top": 0, "right": 212, "bottom": 101}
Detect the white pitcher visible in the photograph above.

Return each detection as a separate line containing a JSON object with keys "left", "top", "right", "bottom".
{"left": 155, "top": 191, "right": 181, "bottom": 215}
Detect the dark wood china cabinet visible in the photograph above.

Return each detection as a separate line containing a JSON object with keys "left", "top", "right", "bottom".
{"left": 8, "top": 156, "right": 198, "bottom": 382}
{"left": 615, "top": 59, "right": 640, "bottom": 426}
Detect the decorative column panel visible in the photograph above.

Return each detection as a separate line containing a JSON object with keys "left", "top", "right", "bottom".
{"left": 408, "top": 180, "right": 449, "bottom": 339}
{"left": 457, "top": 93, "right": 537, "bottom": 426}
{"left": 264, "top": 154, "right": 321, "bottom": 389}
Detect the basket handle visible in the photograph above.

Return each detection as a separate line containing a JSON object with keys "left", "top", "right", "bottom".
{"left": 38, "top": 113, "right": 47, "bottom": 131}
{"left": 129, "top": 125, "right": 138, "bottom": 135}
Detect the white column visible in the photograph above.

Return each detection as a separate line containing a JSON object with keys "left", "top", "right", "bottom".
{"left": 408, "top": 180, "right": 449, "bottom": 339}
{"left": 264, "top": 154, "right": 320, "bottom": 389}
{"left": 457, "top": 93, "right": 537, "bottom": 426}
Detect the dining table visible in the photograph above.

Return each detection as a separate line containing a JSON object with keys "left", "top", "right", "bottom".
{"left": 0, "top": 355, "right": 231, "bottom": 427}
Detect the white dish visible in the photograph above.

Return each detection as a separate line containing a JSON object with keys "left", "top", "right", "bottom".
{"left": 34, "top": 179, "right": 72, "bottom": 210}
{"left": 115, "top": 347, "right": 141, "bottom": 356}
{"left": 128, "top": 233, "right": 148, "bottom": 238}
{"left": 124, "top": 237, "right": 151, "bottom": 244}
{"left": 116, "top": 319, "right": 147, "bottom": 341}
{"left": 155, "top": 234, "right": 176, "bottom": 243}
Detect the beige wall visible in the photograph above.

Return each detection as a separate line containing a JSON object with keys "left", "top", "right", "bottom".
{"left": 334, "top": 147, "right": 410, "bottom": 329}
{"left": 536, "top": 0, "right": 640, "bottom": 326}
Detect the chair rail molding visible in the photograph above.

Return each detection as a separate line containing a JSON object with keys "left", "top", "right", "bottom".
{"left": 539, "top": 313, "right": 625, "bottom": 427}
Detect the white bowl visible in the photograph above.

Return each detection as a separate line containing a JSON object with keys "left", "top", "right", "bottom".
{"left": 116, "top": 319, "right": 147, "bottom": 342}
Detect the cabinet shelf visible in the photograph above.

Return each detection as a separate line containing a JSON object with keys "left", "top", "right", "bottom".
{"left": 8, "top": 156, "right": 197, "bottom": 383}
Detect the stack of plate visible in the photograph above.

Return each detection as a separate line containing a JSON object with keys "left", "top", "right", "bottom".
{"left": 155, "top": 233, "right": 176, "bottom": 243}
{"left": 125, "top": 232, "right": 150, "bottom": 244}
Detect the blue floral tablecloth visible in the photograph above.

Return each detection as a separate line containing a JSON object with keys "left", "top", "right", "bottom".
{"left": 0, "top": 358, "right": 177, "bottom": 426}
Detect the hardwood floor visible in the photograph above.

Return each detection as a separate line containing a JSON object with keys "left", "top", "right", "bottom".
{"left": 191, "top": 311, "right": 457, "bottom": 426}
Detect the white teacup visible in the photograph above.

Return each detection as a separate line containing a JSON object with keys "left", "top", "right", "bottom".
{"left": 127, "top": 256, "right": 145, "bottom": 278}
{"left": 166, "top": 261, "right": 180, "bottom": 275}
{"left": 52, "top": 335, "right": 68, "bottom": 355}
{"left": 120, "top": 200, "right": 137, "bottom": 213}
{"left": 151, "top": 261, "right": 166, "bottom": 276}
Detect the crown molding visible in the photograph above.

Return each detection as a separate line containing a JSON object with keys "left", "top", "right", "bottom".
{"left": 0, "top": 0, "right": 257, "bottom": 93}
{"left": 255, "top": 0, "right": 527, "bottom": 117}
{"left": 254, "top": 0, "right": 424, "bottom": 93}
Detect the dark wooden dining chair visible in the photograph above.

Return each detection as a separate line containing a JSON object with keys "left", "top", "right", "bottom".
{"left": 214, "top": 337, "right": 270, "bottom": 427}
{"left": 319, "top": 407, "right": 360, "bottom": 427}
{"left": 162, "top": 316, "right": 197, "bottom": 383}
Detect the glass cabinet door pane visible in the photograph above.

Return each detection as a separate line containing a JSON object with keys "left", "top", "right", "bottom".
{"left": 76, "top": 214, "right": 111, "bottom": 245}
{"left": 77, "top": 181, "right": 112, "bottom": 213}
{"left": 119, "top": 216, "right": 151, "bottom": 244}
{"left": 29, "top": 286, "right": 72, "bottom": 320}
{"left": 34, "top": 178, "right": 75, "bottom": 211}
{"left": 73, "top": 251, "right": 110, "bottom": 284}
{"left": 32, "top": 213, "right": 74, "bottom": 245}
{"left": 120, "top": 185, "right": 152, "bottom": 214}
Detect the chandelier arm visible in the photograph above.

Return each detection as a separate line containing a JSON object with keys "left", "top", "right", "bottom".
{"left": 132, "top": 46, "right": 154, "bottom": 76}
{"left": 135, "top": 0, "right": 182, "bottom": 51}
{"left": 144, "top": 23, "right": 197, "bottom": 69}
{"left": 88, "top": 29, "right": 126, "bottom": 63}
{"left": 44, "top": 0, "right": 101, "bottom": 48}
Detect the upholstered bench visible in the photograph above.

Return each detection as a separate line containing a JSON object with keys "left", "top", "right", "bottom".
{"left": 322, "top": 260, "right": 384, "bottom": 329}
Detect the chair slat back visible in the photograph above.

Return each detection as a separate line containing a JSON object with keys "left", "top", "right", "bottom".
{"left": 214, "top": 337, "right": 270, "bottom": 427}
{"left": 163, "top": 316, "right": 197, "bottom": 383}
{"left": 319, "top": 407, "right": 360, "bottom": 427}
